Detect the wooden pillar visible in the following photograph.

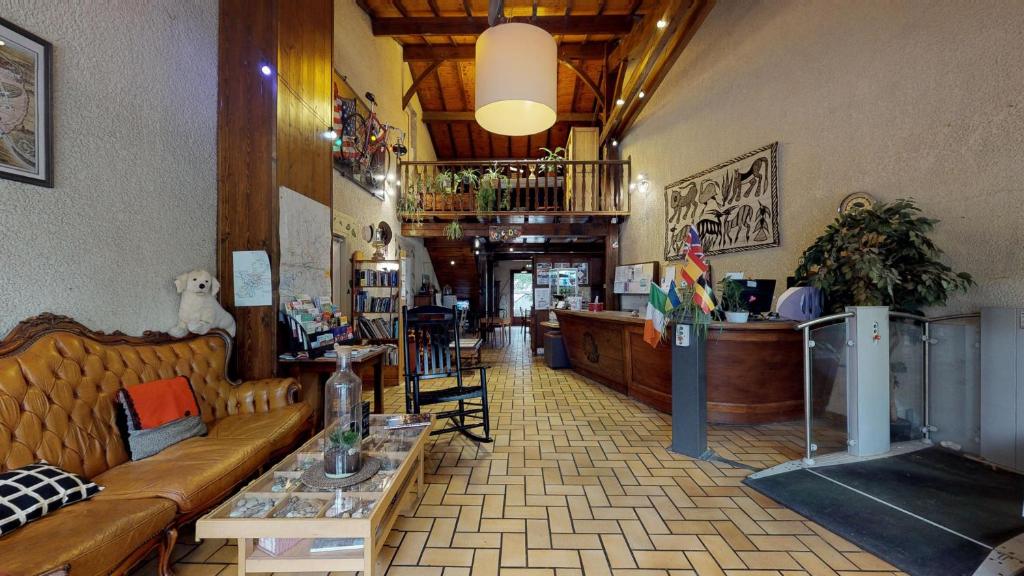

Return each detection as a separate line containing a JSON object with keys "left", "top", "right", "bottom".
{"left": 217, "top": 0, "right": 333, "bottom": 379}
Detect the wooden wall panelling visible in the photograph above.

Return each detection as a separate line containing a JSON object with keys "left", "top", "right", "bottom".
{"left": 217, "top": 0, "right": 279, "bottom": 380}
{"left": 217, "top": 0, "right": 333, "bottom": 380}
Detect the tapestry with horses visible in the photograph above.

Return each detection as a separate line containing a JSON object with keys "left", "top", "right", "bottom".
{"left": 663, "top": 142, "right": 780, "bottom": 259}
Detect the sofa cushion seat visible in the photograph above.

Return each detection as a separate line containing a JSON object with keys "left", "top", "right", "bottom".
{"left": 0, "top": 496, "right": 175, "bottom": 576}
{"left": 93, "top": 436, "right": 269, "bottom": 513}
{"left": 206, "top": 402, "right": 312, "bottom": 452}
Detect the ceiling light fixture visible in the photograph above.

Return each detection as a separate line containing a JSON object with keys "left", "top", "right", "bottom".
{"left": 611, "top": 139, "right": 618, "bottom": 147}
{"left": 450, "top": 260, "right": 456, "bottom": 265}
{"left": 656, "top": 19, "right": 668, "bottom": 29}
{"left": 638, "top": 90, "right": 646, "bottom": 99}
{"left": 476, "top": 23, "right": 557, "bottom": 136}
{"left": 616, "top": 98, "right": 625, "bottom": 106}
{"left": 260, "top": 64, "right": 272, "bottom": 76}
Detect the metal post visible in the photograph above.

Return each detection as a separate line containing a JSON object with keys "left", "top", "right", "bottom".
{"left": 922, "top": 321, "right": 932, "bottom": 444}
{"left": 802, "top": 326, "right": 815, "bottom": 465}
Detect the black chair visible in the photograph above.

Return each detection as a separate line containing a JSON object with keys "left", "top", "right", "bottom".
{"left": 403, "top": 305, "right": 493, "bottom": 442}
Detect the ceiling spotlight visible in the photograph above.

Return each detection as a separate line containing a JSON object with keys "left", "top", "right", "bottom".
{"left": 509, "top": 247, "right": 514, "bottom": 252}
{"left": 323, "top": 128, "right": 338, "bottom": 140}
{"left": 611, "top": 139, "right": 618, "bottom": 147}
{"left": 260, "top": 64, "right": 272, "bottom": 76}
{"left": 616, "top": 98, "right": 625, "bottom": 106}
{"left": 475, "top": 250, "right": 480, "bottom": 255}
{"left": 450, "top": 260, "right": 456, "bottom": 266}
{"left": 0, "top": 40, "right": 6, "bottom": 47}
{"left": 656, "top": 19, "right": 668, "bottom": 29}
{"left": 638, "top": 90, "right": 646, "bottom": 99}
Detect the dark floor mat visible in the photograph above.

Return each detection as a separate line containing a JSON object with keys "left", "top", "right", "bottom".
{"left": 744, "top": 448, "right": 1024, "bottom": 576}
{"left": 816, "top": 448, "right": 1024, "bottom": 547}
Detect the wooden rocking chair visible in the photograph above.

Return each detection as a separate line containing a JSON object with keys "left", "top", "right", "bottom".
{"left": 402, "top": 305, "right": 493, "bottom": 443}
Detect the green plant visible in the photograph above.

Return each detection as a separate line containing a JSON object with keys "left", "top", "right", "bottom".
{"left": 794, "top": 198, "right": 973, "bottom": 313}
{"left": 434, "top": 170, "right": 456, "bottom": 197}
{"left": 477, "top": 165, "right": 509, "bottom": 213}
{"left": 456, "top": 168, "right": 479, "bottom": 192}
{"left": 538, "top": 147, "right": 566, "bottom": 161}
{"left": 329, "top": 427, "right": 361, "bottom": 449}
{"left": 665, "top": 283, "right": 714, "bottom": 338}
{"left": 717, "top": 278, "right": 753, "bottom": 312}
{"left": 396, "top": 173, "right": 426, "bottom": 222}
{"left": 443, "top": 220, "right": 464, "bottom": 240}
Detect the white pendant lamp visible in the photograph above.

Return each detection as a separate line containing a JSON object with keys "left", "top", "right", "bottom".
{"left": 475, "top": 23, "right": 557, "bottom": 136}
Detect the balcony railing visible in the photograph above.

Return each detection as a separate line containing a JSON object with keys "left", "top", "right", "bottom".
{"left": 397, "top": 159, "right": 631, "bottom": 219}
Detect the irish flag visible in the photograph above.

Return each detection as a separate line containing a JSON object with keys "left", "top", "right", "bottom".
{"left": 643, "top": 283, "right": 670, "bottom": 347}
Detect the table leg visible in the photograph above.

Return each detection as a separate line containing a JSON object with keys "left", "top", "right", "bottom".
{"left": 363, "top": 535, "right": 376, "bottom": 576}
{"left": 373, "top": 355, "right": 384, "bottom": 414}
{"left": 237, "top": 538, "right": 251, "bottom": 575}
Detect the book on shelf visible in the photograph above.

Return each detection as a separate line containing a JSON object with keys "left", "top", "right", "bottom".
{"left": 356, "top": 316, "right": 399, "bottom": 340}
{"left": 354, "top": 291, "right": 397, "bottom": 313}
{"left": 356, "top": 268, "right": 400, "bottom": 287}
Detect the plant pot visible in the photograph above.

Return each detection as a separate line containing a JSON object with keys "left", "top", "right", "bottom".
{"left": 324, "top": 447, "right": 361, "bottom": 478}
{"left": 725, "top": 311, "right": 750, "bottom": 323}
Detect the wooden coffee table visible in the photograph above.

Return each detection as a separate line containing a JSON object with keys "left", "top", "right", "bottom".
{"left": 196, "top": 414, "right": 432, "bottom": 575}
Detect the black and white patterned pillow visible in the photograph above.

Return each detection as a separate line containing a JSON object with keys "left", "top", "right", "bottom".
{"left": 0, "top": 462, "right": 102, "bottom": 535}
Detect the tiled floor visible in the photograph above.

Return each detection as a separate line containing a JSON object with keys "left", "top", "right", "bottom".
{"left": 137, "top": 327, "right": 905, "bottom": 576}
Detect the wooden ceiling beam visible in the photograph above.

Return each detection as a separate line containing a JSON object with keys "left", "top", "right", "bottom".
{"left": 373, "top": 15, "right": 635, "bottom": 36}
{"left": 559, "top": 59, "right": 606, "bottom": 110}
{"left": 403, "top": 42, "right": 612, "bottom": 62}
{"left": 421, "top": 111, "right": 597, "bottom": 123}
{"left": 601, "top": 0, "right": 714, "bottom": 143}
{"left": 403, "top": 60, "right": 443, "bottom": 109}
{"left": 403, "top": 221, "right": 612, "bottom": 237}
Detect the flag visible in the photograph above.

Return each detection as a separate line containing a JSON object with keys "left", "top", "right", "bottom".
{"left": 643, "top": 284, "right": 669, "bottom": 347}
{"left": 678, "top": 225, "right": 718, "bottom": 314}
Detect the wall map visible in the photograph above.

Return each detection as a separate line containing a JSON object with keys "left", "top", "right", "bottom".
{"left": 664, "top": 142, "right": 779, "bottom": 259}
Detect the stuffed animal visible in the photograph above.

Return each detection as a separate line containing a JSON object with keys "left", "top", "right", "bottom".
{"left": 169, "top": 269, "right": 236, "bottom": 337}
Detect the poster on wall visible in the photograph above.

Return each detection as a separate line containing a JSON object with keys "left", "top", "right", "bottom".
{"left": 535, "top": 262, "right": 551, "bottom": 286}
{"left": 231, "top": 251, "right": 272, "bottom": 307}
{"left": 0, "top": 18, "right": 53, "bottom": 187}
{"left": 575, "top": 262, "right": 589, "bottom": 286}
{"left": 534, "top": 287, "right": 551, "bottom": 310}
{"left": 279, "top": 186, "right": 332, "bottom": 306}
{"left": 664, "top": 142, "right": 779, "bottom": 259}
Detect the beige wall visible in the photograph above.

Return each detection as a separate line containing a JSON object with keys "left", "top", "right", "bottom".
{"left": 620, "top": 0, "right": 1024, "bottom": 313}
{"left": 331, "top": 0, "right": 438, "bottom": 314}
{"left": 0, "top": 1, "right": 217, "bottom": 335}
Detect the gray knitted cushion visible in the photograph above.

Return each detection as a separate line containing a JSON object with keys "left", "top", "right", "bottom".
{"left": 124, "top": 414, "right": 207, "bottom": 460}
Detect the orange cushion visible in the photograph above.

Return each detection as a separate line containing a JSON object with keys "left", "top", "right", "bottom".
{"left": 123, "top": 376, "right": 201, "bottom": 429}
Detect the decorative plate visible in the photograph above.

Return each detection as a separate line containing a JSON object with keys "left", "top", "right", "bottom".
{"left": 838, "top": 192, "right": 876, "bottom": 214}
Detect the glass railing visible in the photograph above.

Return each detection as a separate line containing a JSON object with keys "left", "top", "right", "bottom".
{"left": 889, "top": 316, "right": 926, "bottom": 443}
{"left": 926, "top": 315, "right": 981, "bottom": 455}
{"left": 807, "top": 321, "right": 849, "bottom": 458}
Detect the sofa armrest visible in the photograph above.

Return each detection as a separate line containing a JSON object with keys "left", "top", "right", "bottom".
{"left": 228, "top": 377, "right": 301, "bottom": 415}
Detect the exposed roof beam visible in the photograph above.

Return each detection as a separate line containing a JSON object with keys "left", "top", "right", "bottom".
{"left": 602, "top": 0, "right": 715, "bottom": 143}
{"left": 373, "top": 15, "right": 635, "bottom": 36}
{"left": 421, "top": 111, "right": 597, "bottom": 123}
{"left": 559, "top": 59, "right": 606, "bottom": 110}
{"left": 403, "top": 42, "right": 611, "bottom": 62}
{"left": 403, "top": 60, "right": 443, "bottom": 109}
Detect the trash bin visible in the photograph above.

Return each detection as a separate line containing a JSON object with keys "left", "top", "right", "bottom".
{"left": 544, "top": 331, "right": 570, "bottom": 369}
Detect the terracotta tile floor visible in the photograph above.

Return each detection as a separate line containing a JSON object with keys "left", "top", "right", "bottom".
{"left": 135, "top": 327, "right": 905, "bottom": 576}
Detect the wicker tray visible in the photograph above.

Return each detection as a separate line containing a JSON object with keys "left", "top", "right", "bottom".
{"left": 300, "top": 456, "right": 382, "bottom": 489}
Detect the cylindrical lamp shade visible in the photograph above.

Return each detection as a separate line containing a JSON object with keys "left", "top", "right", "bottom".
{"left": 475, "top": 23, "right": 557, "bottom": 136}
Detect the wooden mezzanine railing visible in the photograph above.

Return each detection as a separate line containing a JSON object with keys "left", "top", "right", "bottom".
{"left": 397, "top": 159, "right": 631, "bottom": 219}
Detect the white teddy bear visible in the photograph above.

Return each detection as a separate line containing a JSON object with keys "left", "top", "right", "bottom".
{"left": 169, "top": 269, "right": 237, "bottom": 337}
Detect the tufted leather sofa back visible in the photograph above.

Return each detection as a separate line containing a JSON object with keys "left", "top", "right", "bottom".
{"left": 0, "top": 328, "right": 237, "bottom": 478}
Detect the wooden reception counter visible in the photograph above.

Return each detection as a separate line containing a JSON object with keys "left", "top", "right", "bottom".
{"left": 554, "top": 310, "right": 803, "bottom": 424}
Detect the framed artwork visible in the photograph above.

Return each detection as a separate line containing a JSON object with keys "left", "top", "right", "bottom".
{"left": 0, "top": 17, "right": 53, "bottom": 187}
{"left": 664, "top": 142, "right": 780, "bottom": 258}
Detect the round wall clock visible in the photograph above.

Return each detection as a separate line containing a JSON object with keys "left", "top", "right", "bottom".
{"left": 839, "top": 192, "right": 876, "bottom": 214}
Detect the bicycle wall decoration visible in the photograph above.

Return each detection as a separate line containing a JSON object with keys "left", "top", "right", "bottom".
{"left": 332, "top": 71, "right": 407, "bottom": 199}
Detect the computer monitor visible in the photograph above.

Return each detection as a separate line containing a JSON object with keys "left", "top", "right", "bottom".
{"left": 724, "top": 278, "right": 776, "bottom": 316}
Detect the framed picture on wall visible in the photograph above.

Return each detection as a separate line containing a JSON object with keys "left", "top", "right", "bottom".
{"left": 0, "top": 17, "right": 53, "bottom": 188}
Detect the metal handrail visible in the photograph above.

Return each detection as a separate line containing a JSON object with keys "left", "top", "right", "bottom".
{"left": 793, "top": 308, "right": 982, "bottom": 463}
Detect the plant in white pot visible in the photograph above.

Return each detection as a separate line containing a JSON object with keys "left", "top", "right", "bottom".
{"left": 718, "top": 278, "right": 754, "bottom": 323}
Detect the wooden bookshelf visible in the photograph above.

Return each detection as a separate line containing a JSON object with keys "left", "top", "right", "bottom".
{"left": 351, "top": 258, "right": 404, "bottom": 386}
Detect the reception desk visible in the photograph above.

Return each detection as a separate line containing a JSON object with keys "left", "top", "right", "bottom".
{"left": 554, "top": 310, "right": 803, "bottom": 423}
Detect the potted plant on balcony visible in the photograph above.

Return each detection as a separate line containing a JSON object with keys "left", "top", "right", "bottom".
{"left": 396, "top": 173, "right": 426, "bottom": 222}
{"left": 717, "top": 278, "right": 752, "bottom": 323}
{"left": 434, "top": 170, "right": 456, "bottom": 210}
{"left": 794, "top": 198, "right": 973, "bottom": 313}
{"left": 456, "top": 168, "right": 479, "bottom": 211}
{"left": 538, "top": 147, "right": 565, "bottom": 179}
{"left": 477, "top": 165, "right": 510, "bottom": 213}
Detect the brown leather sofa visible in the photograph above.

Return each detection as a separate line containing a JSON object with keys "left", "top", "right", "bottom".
{"left": 0, "top": 314, "right": 313, "bottom": 576}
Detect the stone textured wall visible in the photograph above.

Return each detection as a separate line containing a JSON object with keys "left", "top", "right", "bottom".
{"left": 0, "top": 0, "right": 217, "bottom": 335}
{"left": 619, "top": 0, "right": 1024, "bottom": 312}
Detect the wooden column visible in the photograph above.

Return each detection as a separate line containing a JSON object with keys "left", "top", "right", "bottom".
{"left": 217, "top": 0, "right": 333, "bottom": 379}
{"left": 605, "top": 224, "right": 620, "bottom": 310}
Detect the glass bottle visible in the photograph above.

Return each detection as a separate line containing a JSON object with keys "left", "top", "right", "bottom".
{"left": 323, "top": 347, "right": 362, "bottom": 478}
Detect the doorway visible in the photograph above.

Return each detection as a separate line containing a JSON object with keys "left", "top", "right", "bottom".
{"left": 511, "top": 270, "right": 533, "bottom": 325}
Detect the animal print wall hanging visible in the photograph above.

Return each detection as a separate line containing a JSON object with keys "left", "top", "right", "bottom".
{"left": 663, "top": 142, "right": 779, "bottom": 259}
